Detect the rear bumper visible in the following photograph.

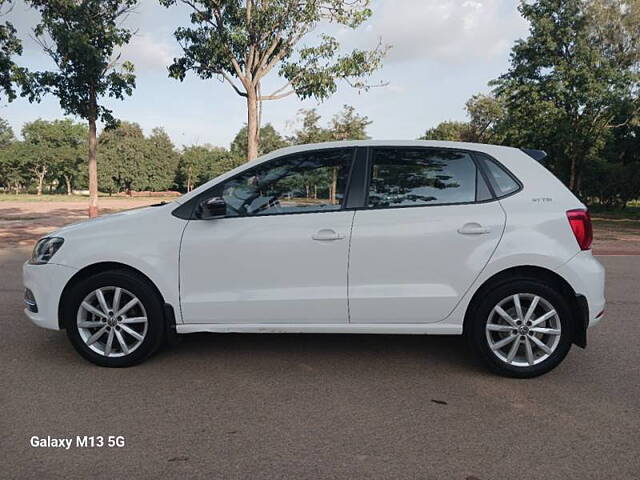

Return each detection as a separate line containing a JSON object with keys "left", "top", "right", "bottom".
{"left": 556, "top": 251, "right": 606, "bottom": 327}
{"left": 22, "top": 261, "right": 78, "bottom": 330}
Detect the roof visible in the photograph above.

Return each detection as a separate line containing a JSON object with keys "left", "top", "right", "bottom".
{"left": 260, "top": 139, "right": 521, "bottom": 162}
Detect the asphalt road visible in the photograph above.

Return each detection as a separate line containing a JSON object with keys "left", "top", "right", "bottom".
{"left": 1, "top": 247, "right": 639, "bottom": 480}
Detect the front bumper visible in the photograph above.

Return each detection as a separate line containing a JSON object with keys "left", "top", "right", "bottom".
{"left": 556, "top": 250, "right": 606, "bottom": 327}
{"left": 22, "top": 261, "right": 78, "bottom": 330}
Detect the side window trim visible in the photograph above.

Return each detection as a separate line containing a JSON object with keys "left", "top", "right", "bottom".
{"left": 173, "top": 147, "right": 357, "bottom": 220}
{"left": 345, "top": 146, "right": 370, "bottom": 209}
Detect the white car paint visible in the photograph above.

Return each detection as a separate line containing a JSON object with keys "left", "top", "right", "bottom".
{"left": 348, "top": 201, "right": 505, "bottom": 324}
{"left": 23, "top": 140, "right": 605, "bottom": 341}
{"left": 179, "top": 210, "right": 355, "bottom": 324}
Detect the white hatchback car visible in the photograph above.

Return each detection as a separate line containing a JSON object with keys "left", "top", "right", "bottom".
{"left": 23, "top": 140, "right": 605, "bottom": 377}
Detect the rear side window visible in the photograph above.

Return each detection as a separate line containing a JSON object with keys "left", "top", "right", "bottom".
{"left": 483, "top": 157, "right": 520, "bottom": 197}
{"left": 367, "top": 148, "right": 478, "bottom": 208}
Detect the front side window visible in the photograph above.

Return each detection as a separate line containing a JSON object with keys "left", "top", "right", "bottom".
{"left": 220, "top": 149, "right": 353, "bottom": 217}
{"left": 368, "top": 148, "right": 478, "bottom": 208}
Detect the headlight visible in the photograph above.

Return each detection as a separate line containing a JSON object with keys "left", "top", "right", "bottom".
{"left": 30, "top": 237, "right": 64, "bottom": 264}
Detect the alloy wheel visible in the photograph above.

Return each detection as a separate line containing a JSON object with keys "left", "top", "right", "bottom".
{"left": 76, "top": 286, "right": 148, "bottom": 357}
{"left": 485, "top": 293, "right": 562, "bottom": 367}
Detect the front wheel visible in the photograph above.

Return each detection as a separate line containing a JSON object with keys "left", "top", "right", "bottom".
{"left": 64, "top": 270, "right": 165, "bottom": 367}
{"left": 467, "top": 279, "right": 574, "bottom": 378}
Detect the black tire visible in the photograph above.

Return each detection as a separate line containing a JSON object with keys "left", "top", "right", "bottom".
{"left": 63, "top": 270, "right": 165, "bottom": 367}
{"left": 466, "top": 278, "right": 574, "bottom": 378}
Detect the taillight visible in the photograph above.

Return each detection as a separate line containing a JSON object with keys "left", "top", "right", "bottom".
{"left": 566, "top": 209, "right": 593, "bottom": 250}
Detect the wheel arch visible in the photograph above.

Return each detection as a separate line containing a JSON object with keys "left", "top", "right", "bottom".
{"left": 462, "top": 265, "right": 588, "bottom": 347}
{"left": 57, "top": 262, "right": 170, "bottom": 331}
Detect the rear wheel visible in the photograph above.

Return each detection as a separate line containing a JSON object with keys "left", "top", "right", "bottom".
{"left": 64, "top": 270, "right": 165, "bottom": 367}
{"left": 467, "top": 279, "right": 574, "bottom": 378}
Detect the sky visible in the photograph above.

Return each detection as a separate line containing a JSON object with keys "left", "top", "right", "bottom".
{"left": 1, "top": 0, "right": 529, "bottom": 150}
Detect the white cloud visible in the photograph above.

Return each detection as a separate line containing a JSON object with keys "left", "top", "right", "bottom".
{"left": 120, "top": 33, "right": 177, "bottom": 72}
{"left": 357, "top": 0, "right": 528, "bottom": 64}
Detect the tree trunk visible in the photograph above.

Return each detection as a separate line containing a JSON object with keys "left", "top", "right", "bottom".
{"left": 35, "top": 166, "right": 47, "bottom": 196}
{"left": 246, "top": 87, "right": 259, "bottom": 162}
{"left": 88, "top": 92, "right": 99, "bottom": 218}
{"left": 568, "top": 156, "right": 577, "bottom": 192}
{"left": 331, "top": 168, "right": 338, "bottom": 204}
{"left": 64, "top": 175, "right": 72, "bottom": 195}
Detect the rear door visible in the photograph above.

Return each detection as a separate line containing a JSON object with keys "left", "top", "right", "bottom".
{"left": 348, "top": 147, "right": 505, "bottom": 324}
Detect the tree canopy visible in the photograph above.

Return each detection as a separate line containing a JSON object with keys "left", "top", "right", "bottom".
{"left": 291, "top": 105, "right": 371, "bottom": 144}
{"left": 491, "top": 0, "right": 640, "bottom": 191}
{"left": 161, "top": 0, "right": 387, "bottom": 161}
{"left": 0, "top": 0, "right": 23, "bottom": 102}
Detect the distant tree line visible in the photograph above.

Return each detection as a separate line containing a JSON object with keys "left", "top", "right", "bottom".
{"left": 0, "top": 105, "right": 370, "bottom": 195}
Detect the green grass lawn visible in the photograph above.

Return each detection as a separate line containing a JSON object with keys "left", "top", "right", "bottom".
{"left": 590, "top": 205, "right": 640, "bottom": 221}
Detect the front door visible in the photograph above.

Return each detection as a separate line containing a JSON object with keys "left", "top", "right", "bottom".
{"left": 348, "top": 147, "right": 506, "bottom": 323}
{"left": 179, "top": 148, "right": 356, "bottom": 324}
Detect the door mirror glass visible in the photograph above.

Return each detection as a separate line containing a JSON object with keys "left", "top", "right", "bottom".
{"left": 197, "top": 197, "right": 227, "bottom": 220}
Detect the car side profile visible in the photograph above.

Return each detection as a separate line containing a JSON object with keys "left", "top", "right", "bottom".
{"left": 23, "top": 140, "right": 605, "bottom": 377}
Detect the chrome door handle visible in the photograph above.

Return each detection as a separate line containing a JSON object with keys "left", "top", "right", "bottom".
{"left": 312, "top": 229, "right": 345, "bottom": 241}
{"left": 457, "top": 223, "right": 491, "bottom": 235}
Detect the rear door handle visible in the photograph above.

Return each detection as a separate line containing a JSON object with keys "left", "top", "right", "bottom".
{"left": 457, "top": 223, "right": 491, "bottom": 235}
{"left": 312, "top": 229, "right": 345, "bottom": 241}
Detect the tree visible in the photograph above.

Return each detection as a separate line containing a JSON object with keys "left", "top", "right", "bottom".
{"left": 177, "top": 146, "right": 210, "bottom": 192}
{"left": 206, "top": 149, "right": 241, "bottom": 181}
{"left": 0, "top": 116, "right": 18, "bottom": 191}
{"left": 421, "top": 121, "right": 470, "bottom": 142}
{"left": 492, "top": 0, "right": 640, "bottom": 191}
{"left": 420, "top": 95, "right": 503, "bottom": 143}
{"left": 329, "top": 105, "right": 371, "bottom": 141}
{"left": 97, "top": 121, "right": 147, "bottom": 194}
{"left": 0, "top": 0, "right": 23, "bottom": 102}
{"left": 146, "top": 127, "right": 178, "bottom": 191}
{"left": 291, "top": 109, "right": 331, "bottom": 144}
{"left": 23, "top": 0, "right": 137, "bottom": 215}
{"left": 465, "top": 94, "right": 504, "bottom": 143}
{"left": 21, "top": 118, "right": 87, "bottom": 195}
{"left": 0, "top": 141, "right": 29, "bottom": 193}
{"left": 161, "top": 0, "right": 388, "bottom": 162}
{"left": 291, "top": 105, "right": 371, "bottom": 144}
{"left": 177, "top": 145, "right": 240, "bottom": 191}
{"left": 0, "top": 116, "right": 14, "bottom": 146}
{"left": 230, "top": 123, "right": 288, "bottom": 159}
{"left": 582, "top": 97, "right": 640, "bottom": 206}
{"left": 21, "top": 121, "right": 54, "bottom": 195}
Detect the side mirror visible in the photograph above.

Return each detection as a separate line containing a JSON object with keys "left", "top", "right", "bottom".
{"left": 197, "top": 197, "right": 227, "bottom": 220}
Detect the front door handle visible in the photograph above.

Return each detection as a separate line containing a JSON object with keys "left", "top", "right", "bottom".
{"left": 457, "top": 223, "right": 491, "bottom": 235}
{"left": 312, "top": 229, "right": 345, "bottom": 241}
